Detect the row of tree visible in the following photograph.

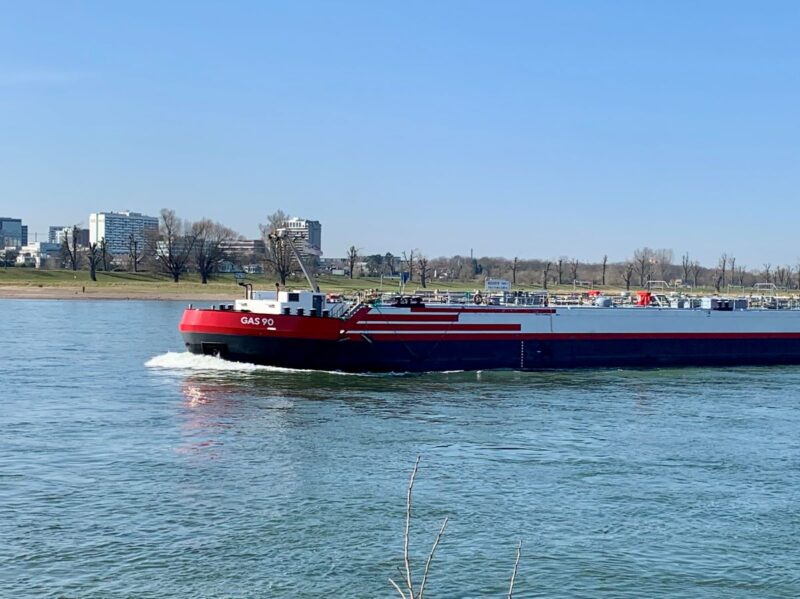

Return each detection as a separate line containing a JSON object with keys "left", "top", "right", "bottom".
{"left": 57, "top": 209, "right": 238, "bottom": 283}
{"left": 33, "top": 207, "right": 800, "bottom": 291}
{"left": 52, "top": 208, "right": 321, "bottom": 284}
{"left": 343, "top": 246, "right": 800, "bottom": 291}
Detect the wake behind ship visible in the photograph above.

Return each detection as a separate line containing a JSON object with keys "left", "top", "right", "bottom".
{"left": 179, "top": 289, "right": 800, "bottom": 372}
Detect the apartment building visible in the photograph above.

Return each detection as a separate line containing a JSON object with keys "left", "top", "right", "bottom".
{"left": 89, "top": 211, "right": 158, "bottom": 254}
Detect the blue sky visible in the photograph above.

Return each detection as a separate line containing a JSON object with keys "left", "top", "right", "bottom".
{"left": 2, "top": 1, "right": 798, "bottom": 266}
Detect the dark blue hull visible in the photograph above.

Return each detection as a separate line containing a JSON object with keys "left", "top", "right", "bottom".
{"left": 182, "top": 332, "right": 800, "bottom": 372}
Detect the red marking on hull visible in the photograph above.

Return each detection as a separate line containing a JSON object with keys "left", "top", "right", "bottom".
{"left": 410, "top": 306, "right": 555, "bottom": 314}
{"left": 348, "top": 323, "right": 521, "bottom": 332}
{"left": 358, "top": 313, "right": 460, "bottom": 322}
{"left": 343, "top": 332, "right": 800, "bottom": 342}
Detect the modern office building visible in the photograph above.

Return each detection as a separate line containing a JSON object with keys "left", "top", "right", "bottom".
{"left": 0, "top": 217, "right": 24, "bottom": 249}
{"left": 48, "top": 226, "right": 66, "bottom": 244}
{"left": 283, "top": 217, "right": 322, "bottom": 260}
{"left": 56, "top": 226, "right": 90, "bottom": 247}
{"left": 89, "top": 211, "right": 159, "bottom": 255}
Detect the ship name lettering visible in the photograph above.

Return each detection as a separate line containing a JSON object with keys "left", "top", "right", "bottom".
{"left": 240, "top": 316, "right": 275, "bottom": 327}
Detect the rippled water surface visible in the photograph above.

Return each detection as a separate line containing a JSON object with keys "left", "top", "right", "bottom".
{"left": 2, "top": 299, "right": 800, "bottom": 598}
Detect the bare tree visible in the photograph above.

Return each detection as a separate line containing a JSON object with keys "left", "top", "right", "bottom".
{"left": 61, "top": 225, "right": 81, "bottom": 271}
{"left": 775, "top": 265, "right": 792, "bottom": 288}
{"left": 601, "top": 255, "right": 608, "bottom": 286}
{"left": 762, "top": 263, "right": 772, "bottom": 284}
{"left": 542, "top": 261, "right": 552, "bottom": 289}
{"left": 681, "top": 253, "right": 691, "bottom": 284}
{"left": 128, "top": 232, "right": 144, "bottom": 272}
{"left": 448, "top": 256, "right": 465, "bottom": 281}
{"left": 262, "top": 233, "right": 294, "bottom": 285}
{"left": 633, "top": 248, "right": 654, "bottom": 286}
{"left": 718, "top": 253, "right": 728, "bottom": 289}
{"left": 193, "top": 219, "right": 237, "bottom": 284}
{"left": 403, "top": 250, "right": 416, "bottom": 282}
{"left": 690, "top": 261, "right": 702, "bottom": 288}
{"left": 418, "top": 255, "right": 430, "bottom": 288}
{"left": 154, "top": 209, "right": 198, "bottom": 283}
{"left": 99, "top": 237, "right": 111, "bottom": 272}
{"left": 556, "top": 257, "right": 566, "bottom": 285}
{"left": 736, "top": 265, "right": 747, "bottom": 287}
{"left": 511, "top": 257, "right": 519, "bottom": 285}
{"left": 259, "top": 210, "right": 295, "bottom": 285}
{"left": 654, "top": 249, "right": 673, "bottom": 282}
{"left": 621, "top": 262, "right": 634, "bottom": 290}
{"left": 87, "top": 242, "right": 101, "bottom": 282}
{"left": 385, "top": 253, "right": 397, "bottom": 276}
{"left": 729, "top": 256, "right": 736, "bottom": 287}
{"left": 713, "top": 268, "right": 723, "bottom": 292}
{"left": 266, "top": 209, "right": 288, "bottom": 231}
{"left": 347, "top": 246, "right": 359, "bottom": 279}
{"left": 569, "top": 259, "right": 579, "bottom": 283}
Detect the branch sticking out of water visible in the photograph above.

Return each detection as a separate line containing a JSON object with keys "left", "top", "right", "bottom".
{"left": 389, "top": 456, "right": 522, "bottom": 598}
{"left": 418, "top": 516, "right": 448, "bottom": 599}
{"left": 508, "top": 540, "right": 522, "bottom": 599}
{"left": 390, "top": 455, "right": 447, "bottom": 599}
{"left": 403, "top": 456, "right": 419, "bottom": 596}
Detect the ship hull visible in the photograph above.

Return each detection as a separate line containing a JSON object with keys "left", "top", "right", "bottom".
{"left": 179, "top": 304, "right": 800, "bottom": 372}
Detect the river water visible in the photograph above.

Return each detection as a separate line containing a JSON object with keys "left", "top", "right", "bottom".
{"left": 2, "top": 299, "right": 799, "bottom": 598}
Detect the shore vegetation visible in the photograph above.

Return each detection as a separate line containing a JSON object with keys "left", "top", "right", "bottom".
{"left": 4, "top": 208, "right": 799, "bottom": 300}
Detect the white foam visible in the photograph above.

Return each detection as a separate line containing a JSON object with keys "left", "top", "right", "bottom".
{"left": 144, "top": 351, "right": 461, "bottom": 377}
{"left": 144, "top": 351, "right": 372, "bottom": 376}
{"left": 145, "top": 351, "right": 268, "bottom": 372}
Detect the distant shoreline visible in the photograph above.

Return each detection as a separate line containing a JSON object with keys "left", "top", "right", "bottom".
{"left": 0, "top": 271, "right": 487, "bottom": 301}
{"left": 6, "top": 269, "right": 761, "bottom": 301}
{"left": 0, "top": 285, "right": 239, "bottom": 301}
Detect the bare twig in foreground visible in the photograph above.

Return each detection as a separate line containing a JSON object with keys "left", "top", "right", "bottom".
{"left": 418, "top": 516, "right": 448, "bottom": 599}
{"left": 404, "top": 456, "right": 420, "bottom": 595}
{"left": 389, "top": 456, "right": 448, "bottom": 599}
{"left": 508, "top": 540, "right": 522, "bottom": 599}
{"left": 389, "top": 457, "right": 522, "bottom": 598}
{"left": 389, "top": 577, "right": 408, "bottom": 599}
{"left": 389, "top": 455, "right": 421, "bottom": 599}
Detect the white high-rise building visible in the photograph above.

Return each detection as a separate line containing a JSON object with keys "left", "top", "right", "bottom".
{"left": 89, "top": 211, "right": 159, "bottom": 255}
{"left": 283, "top": 217, "right": 322, "bottom": 259}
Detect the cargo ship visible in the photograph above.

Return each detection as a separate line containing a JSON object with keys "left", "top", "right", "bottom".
{"left": 179, "top": 288, "right": 800, "bottom": 372}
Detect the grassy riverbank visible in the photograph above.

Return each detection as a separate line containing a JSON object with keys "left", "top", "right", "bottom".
{"left": 0, "top": 269, "right": 468, "bottom": 299}
{"left": 0, "top": 267, "right": 694, "bottom": 300}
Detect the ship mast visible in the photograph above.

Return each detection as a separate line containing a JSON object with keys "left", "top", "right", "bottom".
{"left": 269, "top": 228, "right": 320, "bottom": 293}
